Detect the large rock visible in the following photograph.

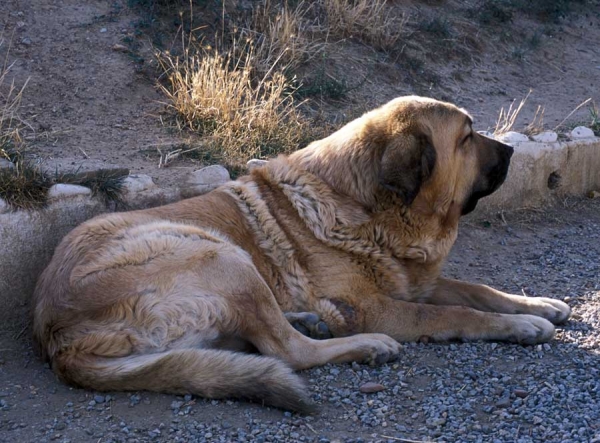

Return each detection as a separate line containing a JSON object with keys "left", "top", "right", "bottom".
{"left": 47, "top": 184, "right": 92, "bottom": 201}
{"left": 247, "top": 159, "right": 268, "bottom": 171}
{"left": 532, "top": 131, "right": 558, "bottom": 143}
{"left": 181, "top": 165, "right": 230, "bottom": 198}
{"left": 497, "top": 131, "right": 529, "bottom": 144}
{"left": 570, "top": 126, "right": 595, "bottom": 139}
{"left": 122, "top": 174, "right": 157, "bottom": 194}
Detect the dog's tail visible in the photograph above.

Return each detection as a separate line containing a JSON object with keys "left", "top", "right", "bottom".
{"left": 54, "top": 348, "right": 315, "bottom": 413}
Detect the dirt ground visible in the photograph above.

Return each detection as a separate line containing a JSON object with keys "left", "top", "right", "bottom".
{"left": 1, "top": 0, "right": 599, "bottom": 188}
{"left": 1, "top": 1, "right": 600, "bottom": 442}
{"left": 1, "top": 199, "right": 599, "bottom": 442}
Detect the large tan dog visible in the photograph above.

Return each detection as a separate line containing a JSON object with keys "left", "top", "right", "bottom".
{"left": 32, "top": 96, "right": 570, "bottom": 412}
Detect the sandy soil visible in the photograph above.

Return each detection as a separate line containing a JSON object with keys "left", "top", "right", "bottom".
{"left": 1, "top": 0, "right": 599, "bottom": 189}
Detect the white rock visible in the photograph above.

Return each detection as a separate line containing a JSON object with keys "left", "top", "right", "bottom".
{"left": 47, "top": 184, "right": 92, "bottom": 201}
{"left": 570, "top": 126, "right": 595, "bottom": 139}
{"left": 247, "top": 159, "right": 268, "bottom": 171}
{"left": 181, "top": 165, "right": 230, "bottom": 197}
{"left": 0, "top": 159, "right": 15, "bottom": 170}
{"left": 532, "top": 131, "right": 558, "bottom": 143}
{"left": 122, "top": 174, "right": 156, "bottom": 194}
{"left": 0, "top": 197, "right": 9, "bottom": 214}
{"left": 497, "top": 131, "right": 529, "bottom": 144}
{"left": 477, "top": 130, "right": 495, "bottom": 138}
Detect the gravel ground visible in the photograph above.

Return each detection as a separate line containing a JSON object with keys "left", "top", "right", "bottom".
{"left": 1, "top": 199, "right": 599, "bottom": 443}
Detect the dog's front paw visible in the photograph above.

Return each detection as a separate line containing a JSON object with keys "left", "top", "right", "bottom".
{"left": 522, "top": 297, "right": 571, "bottom": 325}
{"left": 505, "top": 314, "right": 555, "bottom": 345}
{"left": 357, "top": 334, "right": 402, "bottom": 366}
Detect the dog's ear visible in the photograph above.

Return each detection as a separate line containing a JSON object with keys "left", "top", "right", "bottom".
{"left": 379, "top": 132, "right": 436, "bottom": 205}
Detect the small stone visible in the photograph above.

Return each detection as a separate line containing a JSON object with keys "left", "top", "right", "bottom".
{"left": 428, "top": 417, "right": 447, "bottom": 427}
{"left": 170, "top": 400, "right": 183, "bottom": 409}
{"left": 570, "top": 126, "right": 594, "bottom": 139}
{"left": 495, "top": 397, "right": 511, "bottom": 408}
{"left": 532, "top": 131, "right": 558, "bottom": 142}
{"left": 498, "top": 131, "right": 529, "bottom": 144}
{"left": 514, "top": 389, "right": 528, "bottom": 398}
{"left": 247, "top": 159, "right": 268, "bottom": 171}
{"left": 359, "top": 382, "right": 385, "bottom": 393}
{"left": 94, "top": 395, "right": 105, "bottom": 404}
{"left": 0, "top": 159, "right": 15, "bottom": 170}
{"left": 0, "top": 197, "right": 9, "bottom": 214}
{"left": 100, "top": 28, "right": 107, "bottom": 33}
{"left": 21, "top": 37, "right": 32, "bottom": 46}
{"left": 47, "top": 184, "right": 92, "bottom": 201}
{"left": 122, "top": 174, "right": 156, "bottom": 194}
{"left": 112, "top": 44, "right": 129, "bottom": 52}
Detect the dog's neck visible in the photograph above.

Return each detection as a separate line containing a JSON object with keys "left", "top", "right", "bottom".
{"left": 288, "top": 140, "right": 460, "bottom": 236}
{"left": 288, "top": 120, "right": 384, "bottom": 209}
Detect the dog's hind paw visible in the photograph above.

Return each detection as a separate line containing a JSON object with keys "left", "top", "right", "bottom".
{"left": 285, "top": 312, "right": 332, "bottom": 340}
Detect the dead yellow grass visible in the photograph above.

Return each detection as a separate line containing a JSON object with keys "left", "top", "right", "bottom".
{"left": 493, "top": 91, "right": 531, "bottom": 136}
{"left": 320, "top": 0, "right": 405, "bottom": 51}
{"left": 158, "top": 41, "right": 312, "bottom": 165}
{"left": 240, "top": 0, "right": 323, "bottom": 76}
{"left": 0, "top": 38, "right": 28, "bottom": 160}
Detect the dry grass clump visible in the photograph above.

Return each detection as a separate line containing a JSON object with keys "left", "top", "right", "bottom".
{"left": 239, "top": 0, "right": 323, "bottom": 77}
{"left": 319, "top": 0, "right": 406, "bottom": 51}
{"left": 158, "top": 41, "right": 312, "bottom": 164}
{"left": 156, "top": 0, "right": 405, "bottom": 167}
{"left": 493, "top": 91, "right": 531, "bottom": 136}
{"left": 0, "top": 38, "right": 51, "bottom": 210}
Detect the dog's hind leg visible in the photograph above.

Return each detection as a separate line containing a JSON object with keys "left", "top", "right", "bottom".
{"left": 285, "top": 312, "right": 332, "bottom": 339}
{"left": 235, "top": 276, "right": 401, "bottom": 369}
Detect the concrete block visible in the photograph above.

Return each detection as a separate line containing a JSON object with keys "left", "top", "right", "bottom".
{"left": 477, "top": 137, "right": 600, "bottom": 211}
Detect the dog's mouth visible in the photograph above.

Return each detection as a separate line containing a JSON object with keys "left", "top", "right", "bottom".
{"left": 461, "top": 143, "right": 513, "bottom": 215}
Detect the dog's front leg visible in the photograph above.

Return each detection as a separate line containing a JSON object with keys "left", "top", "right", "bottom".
{"left": 425, "top": 278, "right": 571, "bottom": 325}
{"left": 361, "top": 295, "right": 557, "bottom": 344}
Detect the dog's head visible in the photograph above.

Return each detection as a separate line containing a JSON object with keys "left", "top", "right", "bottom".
{"left": 293, "top": 96, "right": 513, "bottom": 217}
{"left": 374, "top": 96, "right": 513, "bottom": 215}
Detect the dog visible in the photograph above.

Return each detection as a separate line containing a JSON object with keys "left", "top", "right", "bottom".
{"left": 32, "top": 96, "right": 571, "bottom": 412}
